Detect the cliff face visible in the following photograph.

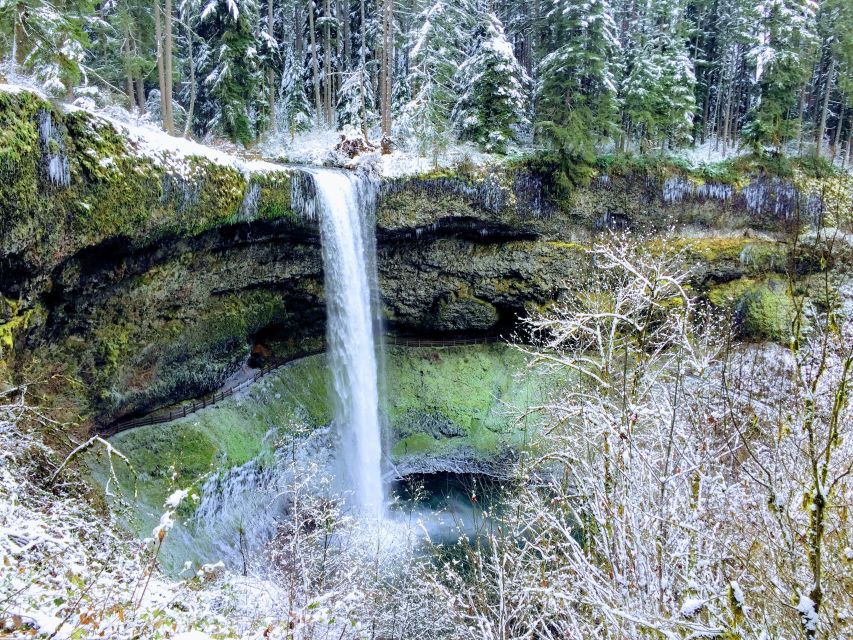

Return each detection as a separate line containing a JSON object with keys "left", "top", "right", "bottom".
{"left": 1, "top": 89, "right": 845, "bottom": 423}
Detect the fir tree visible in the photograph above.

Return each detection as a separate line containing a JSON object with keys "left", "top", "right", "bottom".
{"left": 1, "top": 0, "right": 92, "bottom": 96}
{"left": 278, "top": 45, "right": 313, "bottom": 137}
{"left": 621, "top": 0, "right": 697, "bottom": 150}
{"left": 744, "top": 0, "right": 818, "bottom": 150}
{"left": 452, "top": 10, "right": 530, "bottom": 153}
{"left": 536, "top": 0, "right": 620, "bottom": 152}
{"left": 194, "top": 0, "right": 261, "bottom": 144}
{"left": 397, "top": 1, "right": 464, "bottom": 156}
{"left": 336, "top": 64, "right": 376, "bottom": 133}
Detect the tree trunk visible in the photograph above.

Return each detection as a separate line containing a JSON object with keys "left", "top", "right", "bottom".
{"left": 380, "top": 0, "right": 393, "bottom": 139}
{"left": 830, "top": 106, "right": 843, "bottom": 162}
{"left": 308, "top": 0, "right": 323, "bottom": 123}
{"left": 163, "top": 0, "right": 175, "bottom": 135}
{"left": 816, "top": 57, "right": 836, "bottom": 158}
{"left": 184, "top": 18, "right": 196, "bottom": 137}
{"left": 797, "top": 87, "right": 807, "bottom": 154}
{"left": 295, "top": 2, "right": 304, "bottom": 61}
{"left": 13, "top": 2, "right": 27, "bottom": 66}
{"left": 721, "top": 88, "right": 732, "bottom": 158}
{"left": 359, "top": 0, "right": 368, "bottom": 141}
{"left": 342, "top": 0, "right": 350, "bottom": 71}
{"left": 154, "top": 0, "right": 168, "bottom": 132}
{"left": 123, "top": 27, "right": 135, "bottom": 109}
{"left": 135, "top": 76, "right": 146, "bottom": 112}
{"left": 268, "top": 0, "right": 277, "bottom": 132}
{"left": 323, "top": 0, "right": 332, "bottom": 126}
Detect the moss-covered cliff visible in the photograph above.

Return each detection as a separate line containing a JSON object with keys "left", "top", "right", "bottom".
{"left": 1, "top": 88, "right": 848, "bottom": 426}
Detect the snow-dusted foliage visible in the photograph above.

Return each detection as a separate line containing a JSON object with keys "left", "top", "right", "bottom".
{"left": 192, "top": 0, "right": 261, "bottom": 145}
{"left": 451, "top": 11, "right": 530, "bottom": 153}
{"left": 0, "top": 0, "right": 88, "bottom": 97}
{"left": 336, "top": 65, "right": 376, "bottom": 134}
{"left": 536, "top": 0, "right": 620, "bottom": 142}
{"left": 425, "top": 235, "right": 853, "bottom": 639}
{"left": 621, "top": 0, "right": 697, "bottom": 149}
{"left": 277, "top": 47, "right": 313, "bottom": 136}
{"left": 0, "top": 388, "right": 458, "bottom": 639}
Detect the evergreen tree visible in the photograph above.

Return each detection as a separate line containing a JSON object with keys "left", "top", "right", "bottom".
{"left": 397, "top": 1, "right": 465, "bottom": 156}
{"left": 336, "top": 64, "right": 376, "bottom": 133}
{"left": 194, "top": 0, "right": 261, "bottom": 144}
{"left": 536, "top": 0, "right": 620, "bottom": 152}
{"left": 744, "top": 0, "right": 818, "bottom": 150}
{"left": 621, "top": 0, "right": 697, "bottom": 149}
{"left": 452, "top": 10, "right": 530, "bottom": 153}
{"left": 278, "top": 45, "right": 313, "bottom": 136}
{"left": 0, "top": 0, "right": 92, "bottom": 96}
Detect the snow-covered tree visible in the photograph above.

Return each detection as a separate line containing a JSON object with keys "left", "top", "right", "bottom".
{"left": 397, "top": 1, "right": 465, "bottom": 157}
{"left": 621, "top": 0, "right": 697, "bottom": 150}
{"left": 744, "top": 0, "right": 819, "bottom": 149}
{"left": 277, "top": 45, "right": 313, "bottom": 137}
{"left": 0, "top": 0, "right": 92, "bottom": 96}
{"left": 452, "top": 10, "right": 530, "bottom": 153}
{"left": 536, "top": 0, "right": 620, "bottom": 151}
{"left": 193, "top": 0, "right": 262, "bottom": 144}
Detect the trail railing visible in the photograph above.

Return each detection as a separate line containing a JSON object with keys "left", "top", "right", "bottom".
{"left": 101, "top": 334, "right": 504, "bottom": 436}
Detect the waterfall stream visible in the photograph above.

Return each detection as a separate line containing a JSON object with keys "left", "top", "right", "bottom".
{"left": 305, "top": 168, "right": 385, "bottom": 520}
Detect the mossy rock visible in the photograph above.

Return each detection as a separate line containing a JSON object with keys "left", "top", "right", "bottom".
{"left": 707, "top": 277, "right": 799, "bottom": 343}
{"left": 88, "top": 344, "right": 563, "bottom": 532}
{"left": 433, "top": 289, "right": 500, "bottom": 331}
{"left": 0, "top": 88, "right": 295, "bottom": 282}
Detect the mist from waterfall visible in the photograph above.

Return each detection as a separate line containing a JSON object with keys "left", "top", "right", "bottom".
{"left": 306, "top": 168, "right": 385, "bottom": 520}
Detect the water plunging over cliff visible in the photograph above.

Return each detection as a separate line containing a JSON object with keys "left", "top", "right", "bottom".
{"left": 302, "top": 169, "right": 385, "bottom": 519}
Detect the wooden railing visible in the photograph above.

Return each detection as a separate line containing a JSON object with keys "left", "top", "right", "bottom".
{"left": 101, "top": 335, "right": 504, "bottom": 436}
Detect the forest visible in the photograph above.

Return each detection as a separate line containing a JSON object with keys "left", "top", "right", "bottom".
{"left": 1, "top": 0, "right": 853, "bottom": 639}
{"left": 2, "top": 0, "right": 853, "bottom": 160}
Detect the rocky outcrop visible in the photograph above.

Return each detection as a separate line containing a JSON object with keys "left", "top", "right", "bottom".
{"left": 1, "top": 89, "right": 845, "bottom": 423}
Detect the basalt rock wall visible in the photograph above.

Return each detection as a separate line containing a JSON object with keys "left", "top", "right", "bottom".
{"left": 1, "top": 88, "right": 843, "bottom": 424}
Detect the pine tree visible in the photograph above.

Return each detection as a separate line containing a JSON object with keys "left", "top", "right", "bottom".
{"left": 536, "top": 0, "right": 620, "bottom": 152}
{"left": 1, "top": 0, "right": 92, "bottom": 96}
{"left": 336, "top": 64, "right": 375, "bottom": 132}
{"left": 194, "top": 0, "right": 262, "bottom": 144}
{"left": 278, "top": 45, "right": 313, "bottom": 136}
{"left": 621, "top": 0, "right": 697, "bottom": 150}
{"left": 452, "top": 10, "right": 530, "bottom": 153}
{"left": 397, "top": 1, "right": 465, "bottom": 156}
{"left": 744, "top": 0, "right": 818, "bottom": 150}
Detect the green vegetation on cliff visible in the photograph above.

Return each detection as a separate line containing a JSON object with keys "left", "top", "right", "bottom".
{"left": 88, "top": 344, "right": 559, "bottom": 534}
{"left": 0, "top": 90, "right": 295, "bottom": 275}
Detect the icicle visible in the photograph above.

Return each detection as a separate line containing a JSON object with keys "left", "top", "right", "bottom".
{"left": 37, "top": 110, "right": 71, "bottom": 188}
{"left": 238, "top": 182, "right": 261, "bottom": 220}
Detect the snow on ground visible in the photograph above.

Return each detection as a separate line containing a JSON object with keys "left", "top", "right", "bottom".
{"left": 77, "top": 104, "right": 286, "bottom": 178}
{"left": 0, "top": 75, "right": 285, "bottom": 180}
{"left": 676, "top": 137, "right": 748, "bottom": 166}
{"left": 0, "top": 393, "right": 298, "bottom": 639}
{"left": 259, "top": 123, "right": 525, "bottom": 177}
{"left": 379, "top": 142, "right": 507, "bottom": 178}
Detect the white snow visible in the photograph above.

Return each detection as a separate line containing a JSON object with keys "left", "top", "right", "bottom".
{"left": 679, "top": 597, "right": 707, "bottom": 617}
{"left": 165, "top": 488, "right": 190, "bottom": 509}
{"left": 796, "top": 592, "right": 819, "bottom": 632}
{"left": 173, "top": 632, "right": 214, "bottom": 640}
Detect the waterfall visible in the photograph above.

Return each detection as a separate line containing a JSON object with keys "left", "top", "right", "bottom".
{"left": 302, "top": 168, "right": 385, "bottom": 520}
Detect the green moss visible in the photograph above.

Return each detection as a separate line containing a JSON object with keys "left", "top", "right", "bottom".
{"left": 655, "top": 237, "right": 789, "bottom": 272}
{"left": 707, "top": 277, "right": 798, "bottom": 343}
{"left": 255, "top": 172, "right": 294, "bottom": 219}
{"left": 384, "top": 344, "right": 562, "bottom": 456}
{"left": 0, "top": 88, "right": 294, "bottom": 275}
{"left": 392, "top": 433, "right": 441, "bottom": 456}
{"left": 90, "top": 345, "right": 563, "bottom": 515}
